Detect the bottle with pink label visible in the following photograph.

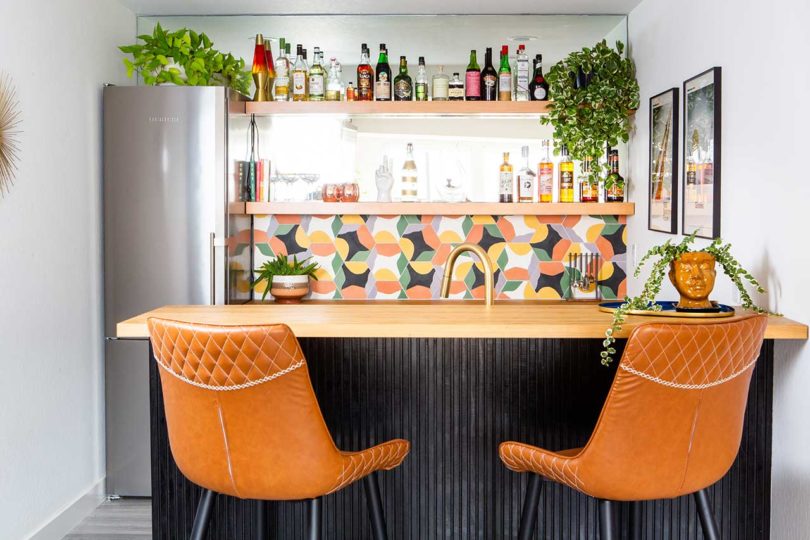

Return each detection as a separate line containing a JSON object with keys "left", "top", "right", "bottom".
{"left": 465, "top": 49, "right": 481, "bottom": 101}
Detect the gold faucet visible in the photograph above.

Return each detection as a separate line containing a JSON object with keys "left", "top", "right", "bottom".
{"left": 440, "top": 243, "right": 495, "bottom": 306}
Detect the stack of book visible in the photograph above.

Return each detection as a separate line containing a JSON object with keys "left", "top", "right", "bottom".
{"left": 235, "top": 159, "right": 271, "bottom": 202}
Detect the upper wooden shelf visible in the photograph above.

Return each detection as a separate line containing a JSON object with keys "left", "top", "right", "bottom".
{"left": 237, "top": 201, "right": 634, "bottom": 216}
{"left": 235, "top": 100, "right": 552, "bottom": 117}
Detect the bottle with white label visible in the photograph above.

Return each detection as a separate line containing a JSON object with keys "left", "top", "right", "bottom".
{"left": 274, "top": 37, "right": 290, "bottom": 101}
{"left": 308, "top": 47, "right": 325, "bottom": 101}
{"left": 499, "top": 152, "right": 514, "bottom": 203}
{"left": 498, "top": 45, "right": 512, "bottom": 101}
{"left": 516, "top": 146, "right": 536, "bottom": 202}
{"left": 432, "top": 65, "right": 449, "bottom": 101}
{"left": 292, "top": 44, "right": 307, "bottom": 101}
{"left": 515, "top": 44, "right": 530, "bottom": 101}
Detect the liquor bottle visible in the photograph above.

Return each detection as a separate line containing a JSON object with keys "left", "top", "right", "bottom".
{"left": 308, "top": 47, "right": 326, "bottom": 101}
{"left": 481, "top": 47, "right": 498, "bottom": 101}
{"left": 465, "top": 49, "right": 481, "bottom": 101}
{"left": 529, "top": 54, "right": 550, "bottom": 101}
{"left": 400, "top": 143, "right": 418, "bottom": 202}
{"left": 559, "top": 144, "right": 575, "bottom": 203}
{"left": 346, "top": 82, "right": 356, "bottom": 101}
{"left": 286, "top": 42, "right": 293, "bottom": 68}
{"left": 448, "top": 73, "right": 464, "bottom": 101}
{"left": 605, "top": 150, "right": 625, "bottom": 202}
{"left": 415, "top": 56, "right": 428, "bottom": 101}
{"left": 537, "top": 139, "right": 554, "bottom": 202}
{"left": 263, "top": 38, "right": 276, "bottom": 100}
{"left": 274, "top": 37, "right": 290, "bottom": 101}
{"left": 325, "top": 57, "right": 342, "bottom": 101}
{"left": 394, "top": 56, "right": 413, "bottom": 101}
{"left": 375, "top": 44, "right": 392, "bottom": 101}
{"left": 498, "top": 45, "right": 512, "bottom": 101}
{"left": 516, "top": 145, "right": 536, "bottom": 202}
{"left": 356, "top": 44, "right": 374, "bottom": 101}
{"left": 515, "top": 44, "right": 530, "bottom": 101}
{"left": 579, "top": 157, "right": 599, "bottom": 203}
{"left": 499, "top": 152, "right": 514, "bottom": 203}
{"left": 251, "top": 34, "right": 270, "bottom": 102}
{"left": 432, "top": 65, "right": 449, "bottom": 101}
{"left": 292, "top": 44, "right": 307, "bottom": 101}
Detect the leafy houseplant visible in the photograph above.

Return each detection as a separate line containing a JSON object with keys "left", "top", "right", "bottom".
{"left": 601, "top": 234, "right": 773, "bottom": 366}
{"left": 254, "top": 254, "right": 320, "bottom": 303}
{"left": 542, "top": 40, "right": 640, "bottom": 184}
{"left": 119, "top": 23, "right": 250, "bottom": 95}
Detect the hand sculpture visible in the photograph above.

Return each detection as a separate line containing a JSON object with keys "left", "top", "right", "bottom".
{"left": 375, "top": 155, "right": 394, "bottom": 202}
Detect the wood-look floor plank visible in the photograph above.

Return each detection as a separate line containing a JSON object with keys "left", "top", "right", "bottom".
{"left": 63, "top": 499, "right": 151, "bottom": 539}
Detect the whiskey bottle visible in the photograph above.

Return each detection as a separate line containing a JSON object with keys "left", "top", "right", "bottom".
{"left": 400, "top": 143, "right": 419, "bottom": 202}
{"left": 356, "top": 44, "right": 374, "bottom": 101}
{"left": 325, "top": 57, "right": 342, "bottom": 101}
{"left": 529, "top": 54, "right": 549, "bottom": 101}
{"left": 579, "top": 156, "right": 599, "bottom": 203}
{"left": 415, "top": 56, "right": 428, "bottom": 101}
{"left": 465, "top": 50, "right": 481, "bottom": 101}
{"left": 499, "top": 152, "right": 514, "bottom": 203}
{"left": 515, "top": 44, "right": 530, "bottom": 101}
{"left": 448, "top": 73, "right": 464, "bottom": 101}
{"left": 292, "top": 44, "right": 307, "bottom": 101}
{"left": 346, "top": 82, "right": 356, "bottom": 101}
{"left": 605, "top": 150, "right": 625, "bottom": 202}
{"left": 375, "top": 44, "right": 392, "bottom": 101}
{"left": 432, "top": 65, "right": 449, "bottom": 101}
{"left": 498, "top": 45, "right": 512, "bottom": 101}
{"left": 394, "top": 56, "right": 413, "bottom": 100}
{"left": 481, "top": 47, "right": 497, "bottom": 101}
{"left": 559, "top": 145, "right": 575, "bottom": 203}
{"left": 516, "top": 146, "right": 536, "bottom": 202}
{"left": 274, "top": 37, "right": 290, "bottom": 101}
{"left": 308, "top": 47, "right": 326, "bottom": 101}
{"left": 537, "top": 139, "right": 554, "bottom": 202}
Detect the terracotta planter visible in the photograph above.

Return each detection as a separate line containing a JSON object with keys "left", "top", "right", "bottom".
{"left": 668, "top": 252, "right": 717, "bottom": 309}
{"left": 269, "top": 275, "right": 310, "bottom": 304}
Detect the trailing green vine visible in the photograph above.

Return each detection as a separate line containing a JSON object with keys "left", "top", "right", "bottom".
{"left": 601, "top": 234, "right": 774, "bottom": 366}
{"left": 542, "top": 40, "right": 639, "bottom": 183}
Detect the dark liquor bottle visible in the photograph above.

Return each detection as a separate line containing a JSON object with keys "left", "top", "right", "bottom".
{"left": 465, "top": 49, "right": 481, "bottom": 101}
{"left": 356, "top": 44, "right": 374, "bottom": 101}
{"left": 529, "top": 54, "right": 550, "bottom": 101}
{"left": 480, "top": 47, "right": 498, "bottom": 101}
{"left": 375, "top": 43, "right": 392, "bottom": 101}
{"left": 448, "top": 72, "right": 464, "bottom": 101}
{"left": 498, "top": 45, "right": 512, "bottom": 101}
{"left": 394, "top": 56, "right": 413, "bottom": 101}
{"left": 605, "top": 149, "right": 625, "bottom": 202}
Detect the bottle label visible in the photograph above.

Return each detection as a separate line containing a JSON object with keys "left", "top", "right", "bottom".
{"left": 498, "top": 73, "right": 512, "bottom": 99}
{"left": 560, "top": 171, "right": 574, "bottom": 189}
{"left": 538, "top": 165, "right": 553, "bottom": 196}
{"left": 433, "top": 79, "right": 449, "bottom": 99}
{"left": 415, "top": 82, "right": 427, "bottom": 101}
{"left": 375, "top": 74, "right": 390, "bottom": 99}
{"left": 293, "top": 72, "right": 306, "bottom": 95}
{"left": 483, "top": 74, "right": 497, "bottom": 99}
{"left": 532, "top": 86, "right": 547, "bottom": 100}
{"left": 395, "top": 79, "right": 412, "bottom": 99}
{"left": 309, "top": 74, "right": 324, "bottom": 96}
{"left": 499, "top": 172, "right": 514, "bottom": 195}
{"left": 358, "top": 71, "right": 372, "bottom": 98}
{"left": 448, "top": 85, "right": 464, "bottom": 99}
{"left": 518, "top": 173, "right": 535, "bottom": 200}
{"left": 276, "top": 63, "right": 288, "bottom": 78}
{"left": 465, "top": 71, "right": 481, "bottom": 97}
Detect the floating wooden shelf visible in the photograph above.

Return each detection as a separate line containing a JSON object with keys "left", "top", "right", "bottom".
{"left": 236, "top": 100, "right": 552, "bottom": 117}
{"left": 240, "top": 201, "right": 634, "bottom": 216}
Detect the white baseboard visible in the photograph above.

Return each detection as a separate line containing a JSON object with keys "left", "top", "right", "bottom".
{"left": 27, "top": 478, "right": 106, "bottom": 540}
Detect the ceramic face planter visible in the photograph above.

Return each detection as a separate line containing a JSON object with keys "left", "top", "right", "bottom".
{"left": 669, "top": 252, "right": 717, "bottom": 309}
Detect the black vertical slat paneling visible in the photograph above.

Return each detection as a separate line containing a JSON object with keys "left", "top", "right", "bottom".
{"left": 150, "top": 339, "right": 773, "bottom": 540}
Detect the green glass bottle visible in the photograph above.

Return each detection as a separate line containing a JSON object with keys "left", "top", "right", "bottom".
{"left": 465, "top": 49, "right": 480, "bottom": 100}
{"left": 394, "top": 56, "right": 413, "bottom": 101}
{"left": 498, "top": 45, "right": 512, "bottom": 101}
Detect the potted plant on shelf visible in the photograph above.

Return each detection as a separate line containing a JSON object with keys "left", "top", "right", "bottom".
{"left": 542, "top": 40, "right": 639, "bottom": 186}
{"left": 601, "top": 233, "right": 774, "bottom": 365}
{"left": 119, "top": 23, "right": 250, "bottom": 95}
{"left": 254, "top": 254, "right": 320, "bottom": 304}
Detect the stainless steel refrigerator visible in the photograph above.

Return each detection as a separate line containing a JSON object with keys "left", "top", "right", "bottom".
{"left": 103, "top": 86, "right": 232, "bottom": 496}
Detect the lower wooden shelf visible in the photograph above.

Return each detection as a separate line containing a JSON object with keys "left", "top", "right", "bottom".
{"left": 239, "top": 201, "right": 635, "bottom": 216}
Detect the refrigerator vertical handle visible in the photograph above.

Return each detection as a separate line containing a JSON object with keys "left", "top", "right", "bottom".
{"left": 209, "top": 232, "right": 216, "bottom": 305}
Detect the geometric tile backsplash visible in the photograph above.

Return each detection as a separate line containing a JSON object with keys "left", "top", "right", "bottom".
{"left": 229, "top": 214, "right": 627, "bottom": 301}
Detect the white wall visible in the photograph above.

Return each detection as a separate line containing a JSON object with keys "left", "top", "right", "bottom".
{"left": 0, "top": 1, "right": 134, "bottom": 538}
{"left": 627, "top": 0, "right": 810, "bottom": 537}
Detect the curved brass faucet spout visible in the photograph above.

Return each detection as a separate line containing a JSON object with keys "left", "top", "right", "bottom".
{"left": 439, "top": 243, "right": 495, "bottom": 306}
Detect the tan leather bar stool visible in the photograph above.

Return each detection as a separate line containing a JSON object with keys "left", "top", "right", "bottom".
{"left": 499, "top": 314, "right": 768, "bottom": 540}
{"left": 148, "top": 318, "right": 410, "bottom": 540}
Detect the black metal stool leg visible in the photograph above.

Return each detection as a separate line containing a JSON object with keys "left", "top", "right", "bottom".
{"left": 190, "top": 489, "right": 216, "bottom": 540}
{"left": 598, "top": 499, "right": 615, "bottom": 540}
{"left": 694, "top": 489, "right": 720, "bottom": 540}
{"left": 308, "top": 497, "right": 322, "bottom": 540}
{"left": 363, "top": 473, "right": 388, "bottom": 540}
{"left": 256, "top": 500, "right": 266, "bottom": 540}
{"left": 518, "top": 475, "right": 543, "bottom": 540}
{"left": 630, "top": 501, "right": 642, "bottom": 540}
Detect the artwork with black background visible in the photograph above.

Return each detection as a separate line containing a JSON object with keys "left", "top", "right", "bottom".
{"left": 649, "top": 88, "right": 679, "bottom": 234}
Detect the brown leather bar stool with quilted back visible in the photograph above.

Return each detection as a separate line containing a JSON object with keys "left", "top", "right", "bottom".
{"left": 147, "top": 318, "right": 410, "bottom": 540}
{"left": 499, "top": 314, "right": 768, "bottom": 540}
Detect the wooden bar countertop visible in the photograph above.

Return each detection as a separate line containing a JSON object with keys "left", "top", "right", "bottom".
{"left": 116, "top": 302, "right": 807, "bottom": 340}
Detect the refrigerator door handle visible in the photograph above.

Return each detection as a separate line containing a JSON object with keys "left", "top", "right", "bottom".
{"left": 209, "top": 232, "right": 216, "bottom": 305}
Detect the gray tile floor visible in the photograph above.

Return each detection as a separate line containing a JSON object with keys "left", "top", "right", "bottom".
{"left": 63, "top": 498, "right": 151, "bottom": 540}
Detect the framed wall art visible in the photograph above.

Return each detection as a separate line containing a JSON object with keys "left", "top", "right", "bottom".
{"left": 682, "top": 67, "right": 721, "bottom": 239}
{"left": 648, "top": 87, "right": 679, "bottom": 234}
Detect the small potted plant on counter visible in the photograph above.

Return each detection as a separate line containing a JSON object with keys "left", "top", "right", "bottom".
{"left": 601, "top": 233, "right": 775, "bottom": 365}
{"left": 118, "top": 22, "right": 250, "bottom": 94}
{"left": 254, "top": 254, "right": 319, "bottom": 304}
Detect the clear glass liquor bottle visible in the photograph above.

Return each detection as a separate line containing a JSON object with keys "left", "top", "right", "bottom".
{"left": 415, "top": 56, "right": 428, "bottom": 101}
{"left": 537, "top": 139, "right": 554, "bottom": 202}
{"left": 292, "top": 44, "right": 307, "bottom": 101}
{"left": 325, "top": 57, "right": 342, "bottom": 101}
{"left": 432, "top": 65, "right": 449, "bottom": 101}
{"left": 515, "top": 44, "right": 530, "bottom": 101}
{"left": 400, "top": 143, "right": 419, "bottom": 202}
{"left": 499, "top": 152, "right": 514, "bottom": 203}
{"left": 274, "top": 37, "right": 290, "bottom": 101}
{"left": 308, "top": 47, "right": 326, "bottom": 101}
{"left": 517, "top": 146, "right": 536, "bottom": 202}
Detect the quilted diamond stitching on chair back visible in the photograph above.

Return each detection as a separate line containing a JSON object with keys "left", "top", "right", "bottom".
{"left": 148, "top": 318, "right": 305, "bottom": 388}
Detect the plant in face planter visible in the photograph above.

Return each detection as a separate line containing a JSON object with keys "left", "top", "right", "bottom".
{"left": 542, "top": 40, "right": 640, "bottom": 184}
{"left": 119, "top": 23, "right": 251, "bottom": 95}
{"left": 254, "top": 254, "right": 320, "bottom": 304}
{"left": 601, "top": 233, "right": 774, "bottom": 366}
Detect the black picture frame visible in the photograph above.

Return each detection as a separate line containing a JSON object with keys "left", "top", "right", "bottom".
{"left": 648, "top": 87, "right": 679, "bottom": 234}
{"left": 682, "top": 67, "right": 721, "bottom": 239}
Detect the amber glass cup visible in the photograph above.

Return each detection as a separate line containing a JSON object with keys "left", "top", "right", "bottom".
{"left": 322, "top": 184, "right": 338, "bottom": 202}
{"left": 342, "top": 183, "right": 360, "bottom": 202}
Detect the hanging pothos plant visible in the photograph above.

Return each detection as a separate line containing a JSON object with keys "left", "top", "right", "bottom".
{"left": 601, "top": 233, "right": 775, "bottom": 366}
{"left": 542, "top": 40, "right": 640, "bottom": 183}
